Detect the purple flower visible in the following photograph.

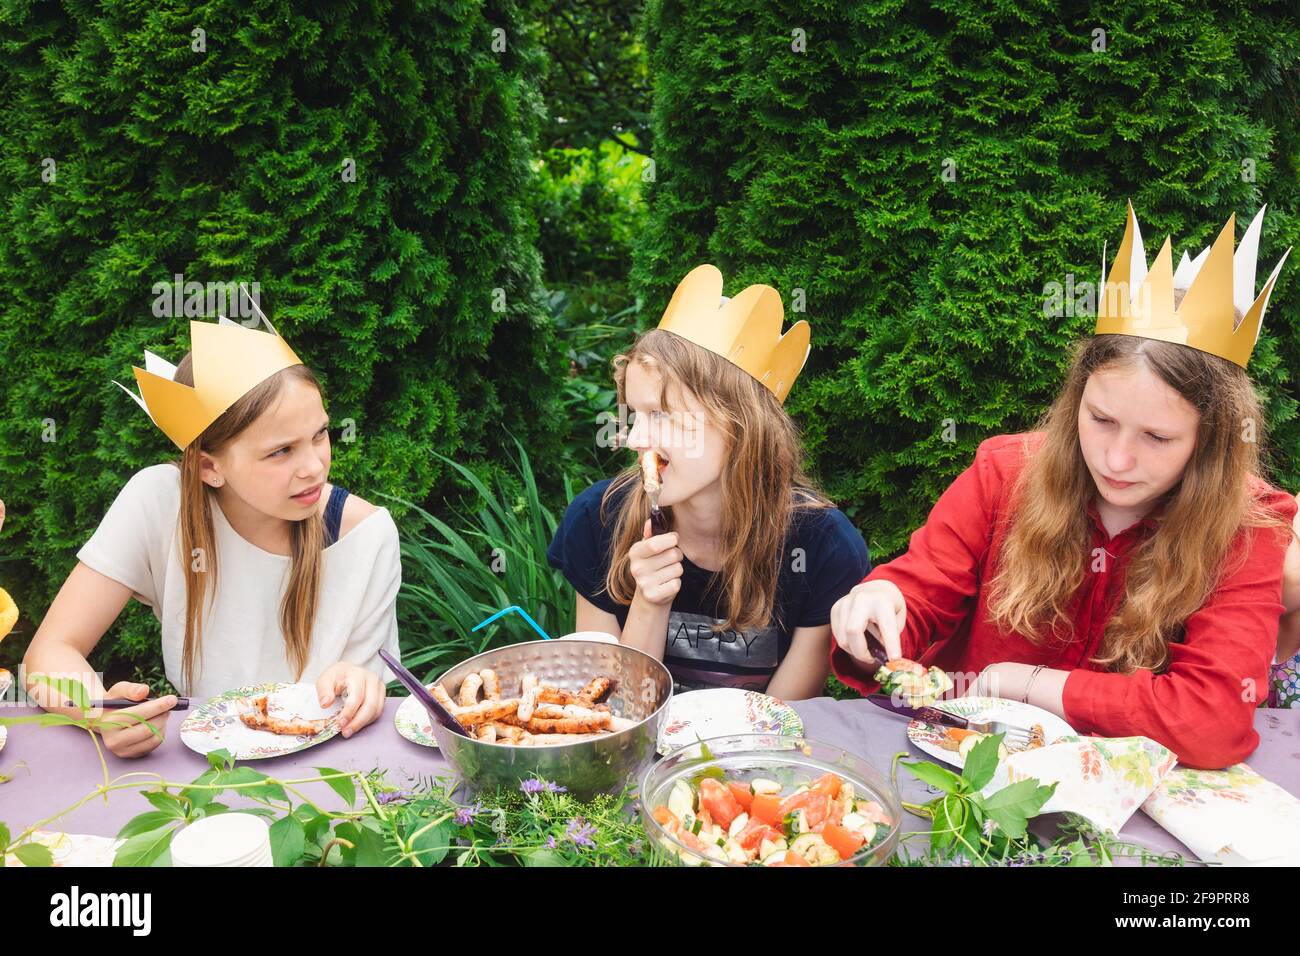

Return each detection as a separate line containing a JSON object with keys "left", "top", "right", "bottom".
{"left": 375, "top": 788, "right": 413, "bottom": 805}
{"left": 545, "top": 835, "right": 557, "bottom": 849}
{"left": 455, "top": 802, "right": 481, "bottom": 826}
{"left": 520, "top": 777, "right": 567, "bottom": 795}
{"left": 565, "top": 816, "right": 596, "bottom": 849}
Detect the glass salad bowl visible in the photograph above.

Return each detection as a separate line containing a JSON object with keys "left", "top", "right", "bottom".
{"left": 639, "top": 734, "right": 902, "bottom": 866}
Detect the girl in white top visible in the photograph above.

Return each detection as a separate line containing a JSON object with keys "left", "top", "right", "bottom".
{"left": 24, "top": 348, "right": 401, "bottom": 757}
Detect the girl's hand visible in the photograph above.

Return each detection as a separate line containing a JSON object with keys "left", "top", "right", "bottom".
{"left": 629, "top": 519, "right": 683, "bottom": 606}
{"left": 830, "top": 579, "right": 907, "bottom": 665}
{"left": 0, "top": 498, "right": 6, "bottom": 534}
{"left": 316, "top": 662, "right": 385, "bottom": 738}
{"left": 96, "top": 681, "right": 176, "bottom": 758}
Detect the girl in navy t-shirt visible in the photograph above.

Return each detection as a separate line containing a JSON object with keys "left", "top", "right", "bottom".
{"left": 548, "top": 266, "right": 870, "bottom": 697}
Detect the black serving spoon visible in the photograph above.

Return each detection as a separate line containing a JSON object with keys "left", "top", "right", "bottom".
{"left": 379, "top": 648, "right": 472, "bottom": 738}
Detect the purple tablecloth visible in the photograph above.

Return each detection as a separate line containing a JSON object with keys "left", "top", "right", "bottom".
{"left": 2, "top": 696, "right": 1297, "bottom": 863}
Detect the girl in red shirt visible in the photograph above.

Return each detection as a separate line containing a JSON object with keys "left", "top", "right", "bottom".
{"left": 831, "top": 207, "right": 1294, "bottom": 769}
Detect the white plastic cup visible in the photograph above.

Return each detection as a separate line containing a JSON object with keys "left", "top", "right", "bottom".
{"left": 171, "top": 812, "right": 273, "bottom": 867}
{"left": 558, "top": 631, "right": 619, "bottom": 644}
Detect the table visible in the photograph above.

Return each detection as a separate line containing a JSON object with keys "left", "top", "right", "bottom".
{"left": 3, "top": 697, "right": 1297, "bottom": 863}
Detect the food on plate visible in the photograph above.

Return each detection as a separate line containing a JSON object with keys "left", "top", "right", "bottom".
{"left": 936, "top": 721, "right": 1048, "bottom": 759}
{"left": 651, "top": 770, "right": 891, "bottom": 866}
{"left": 874, "top": 658, "right": 953, "bottom": 706}
{"left": 238, "top": 695, "right": 333, "bottom": 737}
{"left": 431, "top": 667, "right": 631, "bottom": 746}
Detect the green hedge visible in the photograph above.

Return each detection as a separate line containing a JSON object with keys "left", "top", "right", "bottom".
{"left": 633, "top": 0, "right": 1300, "bottom": 558}
{"left": 0, "top": 0, "right": 566, "bottom": 678}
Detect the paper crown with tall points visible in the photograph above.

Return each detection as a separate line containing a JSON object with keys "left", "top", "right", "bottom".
{"left": 1095, "top": 201, "right": 1292, "bottom": 369}
{"left": 656, "top": 264, "right": 810, "bottom": 403}
{"left": 115, "top": 292, "right": 302, "bottom": 450}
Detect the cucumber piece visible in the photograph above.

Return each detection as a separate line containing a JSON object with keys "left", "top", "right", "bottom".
{"left": 957, "top": 732, "right": 984, "bottom": 760}
{"left": 727, "top": 812, "right": 749, "bottom": 839}
{"left": 667, "top": 780, "right": 695, "bottom": 821}
{"left": 724, "top": 838, "right": 749, "bottom": 864}
{"left": 840, "top": 811, "right": 869, "bottom": 832}
{"left": 750, "top": 778, "right": 781, "bottom": 796}
{"left": 789, "top": 833, "right": 838, "bottom": 865}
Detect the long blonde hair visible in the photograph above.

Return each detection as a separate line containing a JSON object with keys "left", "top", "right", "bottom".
{"left": 986, "top": 333, "right": 1290, "bottom": 673}
{"left": 171, "top": 356, "right": 326, "bottom": 692}
{"left": 602, "top": 328, "right": 831, "bottom": 633}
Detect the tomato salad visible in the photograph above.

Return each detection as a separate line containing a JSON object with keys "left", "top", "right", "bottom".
{"left": 651, "top": 771, "right": 891, "bottom": 866}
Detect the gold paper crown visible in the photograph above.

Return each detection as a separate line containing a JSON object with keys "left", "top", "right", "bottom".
{"left": 657, "top": 264, "right": 811, "bottom": 403}
{"left": 115, "top": 294, "right": 302, "bottom": 450}
{"left": 1095, "top": 201, "right": 1292, "bottom": 368}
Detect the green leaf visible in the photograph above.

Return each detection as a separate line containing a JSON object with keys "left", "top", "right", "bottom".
{"left": 207, "top": 748, "right": 235, "bottom": 772}
{"left": 143, "top": 790, "right": 189, "bottom": 818}
{"left": 216, "top": 766, "right": 287, "bottom": 802}
{"left": 184, "top": 769, "right": 219, "bottom": 809}
{"left": 14, "top": 842, "right": 54, "bottom": 867}
{"left": 117, "top": 811, "right": 178, "bottom": 840}
{"left": 960, "top": 733, "right": 1003, "bottom": 790}
{"left": 522, "top": 848, "right": 563, "bottom": 867}
{"left": 0, "top": 712, "right": 88, "bottom": 728}
{"left": 30, "top": 674, "right": 91, "bottom": 711}
{"left": 900, "top": 760, "right": 965, "bottom": 794}
{"left": 354, "top": 825, "right": 391, "bottom": 867}
{"left": 974, "top": 779, "right": 1057, "bottom": 840}
{"left": 314, "top": 766, "right": 356, "bottom": 808}
{"left": 929, "top": 796, "right": 960, "bottom": 853}
{"left": 304, "top": 812, "right": 332, "bottom": 844}
{"left": 269, "top": 815, "right": 306, "bottom": 867}
{"left": 114, "top": 825, "right": 177, "bottom": 867}
{"left": 0, "top": 822, "right": 10, "bottom": 856}
{"left": 335, "top": 822, "right": 361, "bottom": 865}
{"left": 409, "top": 820, "right": 449, "bottom": 866}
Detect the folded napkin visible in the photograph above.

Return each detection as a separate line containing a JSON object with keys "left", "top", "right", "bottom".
{"left": 4, "top": 830, "right": 124, "bottom": 867}
{"left": 1140, "top": 764, "right": 1300, "bottom": 865}
{"left": 983, "top": 734, "right": 1177, "bottom": 834}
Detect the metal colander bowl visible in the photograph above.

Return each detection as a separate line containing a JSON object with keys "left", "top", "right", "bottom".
{"left": 429, "top": 639, "right": 673, "bottom": 799}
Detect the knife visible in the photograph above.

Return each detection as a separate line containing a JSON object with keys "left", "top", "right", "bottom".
{"left": 866, "top": 693, "right": 971, "bottom": 730}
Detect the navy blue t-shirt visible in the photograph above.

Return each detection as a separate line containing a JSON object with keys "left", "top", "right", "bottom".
{"left": 547, "top": 478, "right": 872, "bottom": 692}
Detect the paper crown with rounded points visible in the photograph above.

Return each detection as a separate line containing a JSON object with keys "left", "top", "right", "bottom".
{"left": 1095, "top": 200, "right": 1292, "bottom": 369}
{"left": 656, "top": 264, "right": 811, "bottom": 404}
{"left": 114, "top": 293, "right": 302, "bottom": 450}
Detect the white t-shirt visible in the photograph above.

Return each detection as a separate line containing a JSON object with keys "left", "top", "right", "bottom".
{"left": 78, "top": 464, "right": 402, "bottom": 699}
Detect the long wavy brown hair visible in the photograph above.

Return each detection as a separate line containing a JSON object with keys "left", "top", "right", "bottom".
{"left": 171, "top": 356, "right": 326, "bottom": 692}
{"left": 986, "top": 332, "right": 1291, "bottom": 673}
{"left": 602, "top": 328, "right": 831, "bottom": 633}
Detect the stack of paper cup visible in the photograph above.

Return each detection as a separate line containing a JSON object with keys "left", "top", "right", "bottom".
{"left": 171, "top": 813, "right": 273, "bottom": 867}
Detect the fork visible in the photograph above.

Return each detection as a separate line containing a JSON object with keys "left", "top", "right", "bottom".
{"left": 865, "top": 694, "right": 1038, "bottom": 750}
{"left": 962, "top": 717, "right": 1034, "bottom": 751}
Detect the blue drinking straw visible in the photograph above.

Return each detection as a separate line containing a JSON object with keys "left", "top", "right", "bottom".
{"left": 471, "top": 605, "right": 552, "bottom": 640}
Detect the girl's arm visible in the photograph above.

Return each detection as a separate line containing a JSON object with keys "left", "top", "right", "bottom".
{"left": 765, "top": 624, "right": 831, "bottom": 700}
{"left": 1058, "top": 519, "right": 1289, "bottom": 769}
{"left": 24, "top": 562, "right": 132, "bottom": 706}
{"left": 575, "top": 592, "right": 622, "bottom": 637}
{"left": 970, "top": 661, "right": 1069, "bottom": 720}
{"left": 23, "top": 562, "right": 178, "bottom": 756}
{"left": 832, "top": 436, "right": 1011, "bottom": 690}
{"left": 615, "top": 590, "right": 674, "bottom": 659}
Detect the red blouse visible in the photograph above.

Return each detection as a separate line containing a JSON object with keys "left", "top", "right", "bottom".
{"left": 831, "top": 432, "right": 1296, "bottom": 769}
